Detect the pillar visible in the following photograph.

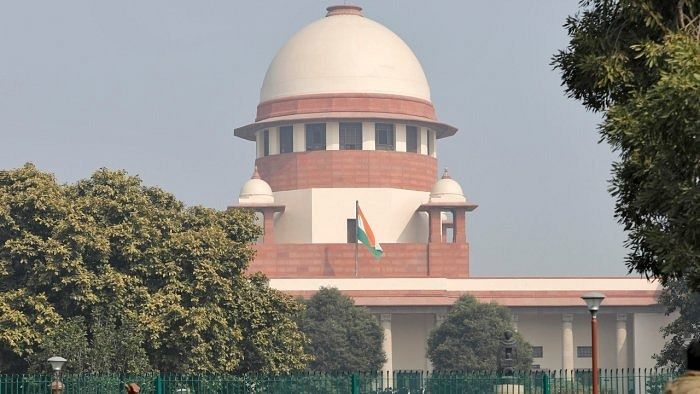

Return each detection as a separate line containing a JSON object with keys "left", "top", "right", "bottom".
{"left": 428, "top": 209, "right": 442, "bottom": 243}
{"left": 261, "top": 208, "right": 275, "bottom": 244}
{"left": 452, "top": 208, "right": 466, "bottom": 244}
{"left": 512, "top": 314, "right": 519, "bottom": 333}
{"left": 562, "top": 314, "right": 574, "bottom": 373}
{"left": 380, "top": 314, "right": 393, "bottom": 373}
{"left": 616, "top": 313, "right": 628, "bottom": 369}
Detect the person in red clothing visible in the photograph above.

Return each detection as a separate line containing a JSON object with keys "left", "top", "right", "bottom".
{"left": 665, "top": 341, "right": 700, "bottom": 393}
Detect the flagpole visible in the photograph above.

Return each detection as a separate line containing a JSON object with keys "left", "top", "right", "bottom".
{"left": 355, "top": 200, "right": 359, "bottom": 277}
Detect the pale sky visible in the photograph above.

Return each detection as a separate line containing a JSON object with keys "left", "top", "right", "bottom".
{"left": 0, "top": 1, "right": 633, "bottom": 277}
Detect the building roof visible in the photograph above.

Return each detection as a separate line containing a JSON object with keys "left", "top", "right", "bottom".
{"left": 269, "top": 277, "right": 662, "bottom": 308}
{"left": 259, "top": 5, "right": 431, "bottom": 104}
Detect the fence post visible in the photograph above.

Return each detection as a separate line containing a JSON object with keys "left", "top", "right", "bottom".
{"left": 542, "top": 373, "right": 550, "bottom": 394}
{"left": 155, "top": 375, "right": 164, "bottom": 394}
{"left": 351, "top": 373, "right": 360, "bottom": 394}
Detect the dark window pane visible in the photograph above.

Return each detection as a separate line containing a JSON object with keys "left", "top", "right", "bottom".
{"left": 340, "top": 122, "right": 363, "bottom": 150}
{"left": 305, "top": 123, "right": 326, "bottom": 151}
{"left": 347, "top": 219, "right": 357, "bottom": 243}
{"left": 532, "top": 346, "right": 543, "bottom": 358}
{"left": 577, "top": 346, "right": 592, "bottom": 358}
{"left": 280, "top": 125, "right": 293, "bottom": 153}
{"left": 375, "top": 123, "right": 395, "bottom": 151}
{"left": 406, "top": 125, "right": 418, "bottom": 153}
{"left": 263, "top": 129, "right": 269, "bottom": 156}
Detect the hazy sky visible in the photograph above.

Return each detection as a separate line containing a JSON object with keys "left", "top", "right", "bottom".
{"left": 0, "top": 1, "right": 633, "bottom": 277}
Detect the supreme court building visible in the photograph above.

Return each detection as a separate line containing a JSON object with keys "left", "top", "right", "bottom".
{"left": 231, "top": 5, "right": 670, "bottom": 371}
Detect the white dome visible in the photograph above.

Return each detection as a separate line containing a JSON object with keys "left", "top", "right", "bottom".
{"left": 430, "top": 169, "right": 466, "bottom": 203}
{"left": 239, "top": 168, "right": 274, "bottom": 204}
{"left": 260, "top": 7, "right": 431, "bottom": 103}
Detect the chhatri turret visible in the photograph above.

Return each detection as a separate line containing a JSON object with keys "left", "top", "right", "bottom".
{"left": 233, "top": 5, "right": 476, "bottom": 277}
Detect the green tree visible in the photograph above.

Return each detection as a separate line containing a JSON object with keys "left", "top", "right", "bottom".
{"left": 654, "top": 279, "right": 700, "bottom": 370}
{"left": 427, "top": 295, "right": 532, "bottom": 371}
{"left": 299, "top": 287, "right": 385, "bottom": 372}
{"left": 0, "top": 163, "right": 310, "bottom": 373}
{"left": 552, "top": 1, "right": 700, "bottom": 290}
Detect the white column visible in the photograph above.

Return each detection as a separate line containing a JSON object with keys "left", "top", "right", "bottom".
{"left": 419, "top": 127, "right": 428, "bottom": 155}
{"left": 255, "top": 130, "right": 264, "bottom": 158}
{"left": 363, "top": 122, "right": 375, "bottom": 150}
{"left": 380, "top": 313, "right": 393, "bottom": 373}
{"left": 395, "top": 123, "right": 407, "bottom": 152}
{"left": 562, "top": 314, "right": 574, "bottom": 373}
{"left": 326, "top": 122, "right": 339, "bottom": 150}
{"left": 512, "top": 314, "right": 519, "bottom": 333}
{"left": 269, "top": 127, "right": 280, "bottom": 155}
{"left": 616, "top": 313, "right": 628, "bottom": 369}
{"left": 292, "top": 123, "right": 305, "bottom": 152}
{"left": 427, "top": 129, "right": 436, "bottom": 157}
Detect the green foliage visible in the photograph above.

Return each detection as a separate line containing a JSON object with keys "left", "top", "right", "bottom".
{"left": 654, "top": 279, "right": 700, "bottom": 370}
{"left": 0, "top": 163, "right": 310, "bottom": 373}
{"left": 553, "top": 1, "right": 700, "bottom": 291}
{"left": 299, "top": 287, "right": 386, "bottom": 372}
{"left": 427, "top": 295, "right": 532, "bottom": 371}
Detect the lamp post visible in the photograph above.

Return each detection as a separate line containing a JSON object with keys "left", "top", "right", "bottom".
{"left": 581, "top": 292, "right": 605, "bottom": 394}
{"left": 47, "top": 356, "right": 66, "bottom": 394}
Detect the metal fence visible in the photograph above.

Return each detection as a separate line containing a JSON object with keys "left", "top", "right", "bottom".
{"left": 0, "top": 369, "right": 679, "bottom": 394}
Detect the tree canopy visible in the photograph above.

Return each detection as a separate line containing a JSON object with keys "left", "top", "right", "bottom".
{"left": 298, "top": 287, "right": 385, "bottom": 372}
{"left": 0, "top": 163, "right": 310, "bottom": 373}
{"left": 427, "top": 295, "right": 532, "bottom": 371}
{"left": 552, "top": 0, "right": 700, "bottom": 290}
{"left": 654, "top": 279, "right": 700, "bottom": 370}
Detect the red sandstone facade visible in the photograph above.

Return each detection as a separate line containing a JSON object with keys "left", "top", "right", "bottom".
{"left": 255, "top": 150, "right": 437, "bottom": 192}
{"left": 255, "top": 93, "right": 437, "bottom": 122}
{"left": 249, "top": 243, "right": 469, "bottom": 278}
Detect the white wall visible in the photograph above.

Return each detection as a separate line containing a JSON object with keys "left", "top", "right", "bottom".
{"left": 391, "top": 313, "right": 433, "bottom": 370}
{"left": 310, "top": 188, "right": 430, "bottom": 243}
{"left": 272, "top": 189, "right": 313, "bottom": 243}
{"left": 271, "top": 188, "right": 430, "bottom": 243}
{"left": 509, "top": 312, "right": 650, "bottom": 370}
{"left": 633, "top": 313, "right": 670, "bottom": 369}
{"left": 517, "top": 314, "right": 564, "bottom": 370}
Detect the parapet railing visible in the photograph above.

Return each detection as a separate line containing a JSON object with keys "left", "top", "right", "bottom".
{"left": 0, "top": 368, "right": 680, "bottom": 394}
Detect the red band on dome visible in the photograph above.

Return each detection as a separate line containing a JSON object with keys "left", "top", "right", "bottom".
{"left": 256, "top": 93, "right": 437, "bottom": 122}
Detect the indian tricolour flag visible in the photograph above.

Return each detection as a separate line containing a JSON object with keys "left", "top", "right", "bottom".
{"left": 356, "top": 203, "right": 383, "bottom": 259}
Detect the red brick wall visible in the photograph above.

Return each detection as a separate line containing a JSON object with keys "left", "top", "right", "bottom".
{"left": 247, "top": 243, "right": 469, "bottom": 278}
{"left": 256, "top": 93, "right": 437, "bottom": 122}
{"left": 256, "top": 150, "right": 437, "bottom": 192}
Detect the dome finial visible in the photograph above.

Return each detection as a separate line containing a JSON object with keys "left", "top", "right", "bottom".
{"left": 441, "top": 168, "right": 451, "bottom": 179}
{"left": 251, "top": 166, "right": 261, "bottom": 179}
{"left": 326, "top": 5, "right": 363, "bottom": 17}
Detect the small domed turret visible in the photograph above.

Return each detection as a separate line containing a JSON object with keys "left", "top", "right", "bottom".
{"left": 430, "top": 168, "right": 466, "bottom": 203}
{"left": 239, "top": 167, "right": 274, "bottom": 204}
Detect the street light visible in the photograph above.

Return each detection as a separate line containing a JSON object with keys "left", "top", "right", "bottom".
{"left": 47, "top": 356, "right": 66, "bottom": 394}
{"left": 581, "top": 292, "right": 605, "bottom": 394}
